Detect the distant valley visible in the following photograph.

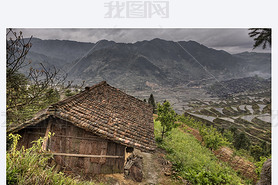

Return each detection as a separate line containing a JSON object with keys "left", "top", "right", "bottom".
{"left": 23, "top": 37, "right": 271, "bottom": 111}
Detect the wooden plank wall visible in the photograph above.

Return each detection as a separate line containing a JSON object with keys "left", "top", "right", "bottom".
{"left": 17, "top": 119, "right": 49, "bottom": 149}
{"left": 104, "top": 141, "right": 125, "bottom": 173}
{"left": 49, "top": 118, "right": 125, "bottom": 175}
{"left": 15, "top": 117, "right": 125, "bottom": 176}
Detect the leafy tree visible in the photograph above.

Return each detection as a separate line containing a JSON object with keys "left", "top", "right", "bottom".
{"left": 233, "top": 132, "right": 251, "bottom": 150}
{"left": 156, "top": 101, "right": 176, "bottom": 139}
{"left": 148, "top": 93, "right": 156, "bottom": 113}
{"left": 250, "top": 145, "right": 263, "bottom": 161}
{"left": 65, "top": 89, "right": 74, "bottom": 97}
{"left": 229, "top": 126, "right": 237, "bottom": 135}
{"left": 248, "top": 28, "right": 271, "bottom": 49}
{"left": 260, "top": 141, "right": 271, "bottom": 157}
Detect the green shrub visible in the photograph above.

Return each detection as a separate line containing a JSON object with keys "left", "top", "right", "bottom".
{"left": 176, "top": 114, "right": 202, "bottom": 129}
{"left": 199, "top": 125, "right": 230, "bottom": 150}
{"left": 223, "top": 130, "right": 234, "bottom": 143}
{"left": 255, "top": 156, "right": 270, "bottom": 177}
{"left": 7, "top": 133, "right": 95, "bottom": 185}
{"left": 177, "top": 115, "right": 230, "bottom": 150}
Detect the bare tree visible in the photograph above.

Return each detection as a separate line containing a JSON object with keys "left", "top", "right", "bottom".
{"left": 6, "top": 29, "right": 67, "bottom": 127}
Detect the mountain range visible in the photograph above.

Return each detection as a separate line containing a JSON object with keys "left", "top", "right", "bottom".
{"left": 24, "top": 38, "right": 271, "bottom": 90}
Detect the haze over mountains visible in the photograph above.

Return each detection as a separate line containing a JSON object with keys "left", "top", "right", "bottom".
{"left": 25, "top": 38, "right": 271, "bottom": 90}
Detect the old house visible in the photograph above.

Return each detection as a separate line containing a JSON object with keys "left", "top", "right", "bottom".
{"left": 8, "top": 81, "right": 156, "bottom": 175}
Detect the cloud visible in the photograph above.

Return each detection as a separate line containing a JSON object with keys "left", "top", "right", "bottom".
{"left": 12, "top": 28, "right": 270, "bottom": 54}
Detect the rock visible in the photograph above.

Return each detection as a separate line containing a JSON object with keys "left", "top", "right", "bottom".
{"left": 124, "top": 153, "right": 143, "bottom": 182}
{"left": 257, "top": 158, "right": 271, "bottom": 185}
{"left": 130, "top": 164, "right": 143, "bottom": 182}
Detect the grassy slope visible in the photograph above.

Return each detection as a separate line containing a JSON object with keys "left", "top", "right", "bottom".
{"left": 154, "top": 120, "right": 251, "bottom": 185}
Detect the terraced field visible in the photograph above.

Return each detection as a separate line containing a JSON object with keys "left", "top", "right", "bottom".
{"left": 184, "top": 94, "right": 271, "bottom": 145}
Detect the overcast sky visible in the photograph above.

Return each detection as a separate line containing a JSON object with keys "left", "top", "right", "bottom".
{"left": 12, "top": 28, "right": 270, "bottom": 54}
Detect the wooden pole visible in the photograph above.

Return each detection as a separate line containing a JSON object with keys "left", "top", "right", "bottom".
{"left": 48, "top": 152, "right": 124, "bottom": 158}
{"left": 42, "top": 120, "right": 52, "bottom": 151}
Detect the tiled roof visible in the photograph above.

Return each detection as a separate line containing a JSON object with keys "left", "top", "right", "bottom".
{"left": 8, "top": 81, "right": 156, "bottom": 152}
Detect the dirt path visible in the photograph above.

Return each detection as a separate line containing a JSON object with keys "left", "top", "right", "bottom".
{"left": 135, "top": 149, "right": 159, "bottom": 184}
{"left": 98, "top": 149, "right": 182, "bottom": 185}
